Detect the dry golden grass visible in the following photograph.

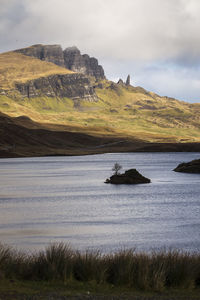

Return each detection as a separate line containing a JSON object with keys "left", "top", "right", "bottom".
{"left": 0, "top": 242, "right": 200, "bottom": 295}
{"left": 0, "top": 51, "right": 74, "bottom": 89}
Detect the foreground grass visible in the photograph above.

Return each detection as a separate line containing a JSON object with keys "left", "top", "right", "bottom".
{"left": 0, "top": 243, "right": 200, "bottom": 298}
{"left": 0, "top": 280, "right": 200, "bottom": 299}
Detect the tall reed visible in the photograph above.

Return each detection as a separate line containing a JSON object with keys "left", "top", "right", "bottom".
{"left": 0, "top": 243, "right": 199, "bottom": 291}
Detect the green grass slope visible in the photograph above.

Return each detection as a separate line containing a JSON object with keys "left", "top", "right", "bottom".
{"left": 0, "top": 51, "right": 200, "bottom": 143}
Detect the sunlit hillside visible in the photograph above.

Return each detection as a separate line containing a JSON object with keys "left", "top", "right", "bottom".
{"left": 0, "top": 52, "right": 74, "bottom": 89}
{"left": 0, "top": 51, "right": 200, "bottom": 143}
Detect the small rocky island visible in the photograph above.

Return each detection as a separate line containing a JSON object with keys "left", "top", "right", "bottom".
{"left": 105, "top": 164, "right": 151, "bottom": 184}
{"left": 174, "top": 159, "right": 200, "bottom": 173}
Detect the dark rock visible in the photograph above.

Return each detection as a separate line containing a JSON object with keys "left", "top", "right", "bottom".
{"left": 110, "top": 109, "right": 118, "bottom": 113}
{"left": 15, "top": 44, "right": 105, "bottom": 80}
{"left": 105, "top": 168, "right": 151, "bottom": 184}
{"left": 63, "top": 46, "right": 86, "bottom": 73}
{"left": 15, "top": 73, "right": 98, "bottom": 101}
{"left": 15, "top": 44, "right": 65, "bottom": 67}
{"left": 107, "top": 82, "right": 122, "bottom": 96}
{"left": 95, "top": 83, "right": 103, "bottom": 89}
{"left": 109, "top": 82, "right": 118, "bottom": 90}
{"left": 174, "top": 159, "right": 200, "bottom": 173}
{"left": 126, "top": 74, "right": 131, "bottom": 86}
{"left": 63, "top": 47, "right": 105, "bottom": 80}
{"left": 117, "top": 79, "right": 124, "bottom": 85}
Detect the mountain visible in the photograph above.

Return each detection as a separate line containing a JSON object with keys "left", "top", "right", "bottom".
{"left": 0, "top": 44, "right": 200, "bottom": 157}
{"left": 15, "top": 44, "right": 105, "bottom": 80}
{"left": 0, "top": 50, "right": 97, "bottom": 101}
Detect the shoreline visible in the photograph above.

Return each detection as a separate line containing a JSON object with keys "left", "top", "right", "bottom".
{"left": 1, "top": 142, "right": 200, "bottom": 159}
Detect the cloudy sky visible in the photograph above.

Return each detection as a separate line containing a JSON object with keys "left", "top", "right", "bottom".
{"left": 1, "top": 0, "right": 200, "bottom": 102}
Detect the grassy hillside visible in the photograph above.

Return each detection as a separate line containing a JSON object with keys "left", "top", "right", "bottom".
{"left": 95, "top": 82, "right": 200, "bottom": 142}
{"left": 0, "top": 51, "right": 200, "bottom": 143}
{"left": 0, "top": 52, "right": 74, "bottom": 89}
{"left": 1, "top": 83, "right": 200, "bottom": 142}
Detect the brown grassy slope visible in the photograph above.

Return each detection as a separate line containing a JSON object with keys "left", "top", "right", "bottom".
{"left": 0, "top": 111, "right": 200, "bottom": 158}
{"left": 95, "top": 82, "right": 200, "bottom": 142}
{"left": 0, "top": 111, "right": 136, "bottom": 157}
{"left": 1, "top": 84, "right": 200, "bottom": 143}
{"left": 0, "top": 51, "right": 74, "bottom": 89}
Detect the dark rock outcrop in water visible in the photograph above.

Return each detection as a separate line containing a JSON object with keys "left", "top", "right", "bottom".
{"left": 15, "top": 44, "right": 105, "bottom": 80}
{"left": 105, "top": 169, "right": 151, "bottom": 184}
{"left": 15, "top": 73, "right": 98, "bottom": 101}
{"left": 174, "top": 159, "right": 200, "bottom": 173}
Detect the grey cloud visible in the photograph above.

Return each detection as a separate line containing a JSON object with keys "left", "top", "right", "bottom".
{"left": 1, "top": 0, "right": 200, "bottom": 62}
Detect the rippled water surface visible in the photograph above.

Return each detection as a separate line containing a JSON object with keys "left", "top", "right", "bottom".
{"left": 0, "top": 152, "right": 199, "bottom": 253}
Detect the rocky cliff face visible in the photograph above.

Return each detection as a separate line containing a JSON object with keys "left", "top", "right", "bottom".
{"left": 15, "top": 44, "right": 65, "bottom": 67}
{"left": 15, "top": 44, "right": 105, "bottom": 80}
{"left": 63, "top": 46, "right": 105, "bottom": 79}
{"left": 15, "top": 73, "right": 98, "bottom": 101}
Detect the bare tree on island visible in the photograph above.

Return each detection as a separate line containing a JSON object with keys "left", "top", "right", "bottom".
{"left": 112, "top": 163, "right": 122, "bottom": 175}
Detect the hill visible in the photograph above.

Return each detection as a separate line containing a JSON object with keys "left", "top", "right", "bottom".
{"left": 0, "top": 45, "right": 200, "bottom": 157}
{"left": 1, "top": 112, "right": 200, "bottom": 158}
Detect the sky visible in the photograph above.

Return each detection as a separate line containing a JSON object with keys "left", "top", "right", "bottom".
{"left": 1, "top": 0, "right": 200, "bottom": 102}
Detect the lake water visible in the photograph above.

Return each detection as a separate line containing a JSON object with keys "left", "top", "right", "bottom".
{"left": 0, "top": 152, "right": 200, "bottom": 253}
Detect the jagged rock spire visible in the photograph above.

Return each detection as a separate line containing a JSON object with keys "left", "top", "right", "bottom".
{"left": 126, "top": 74, "right": 130, "bottom": 86}
{"left": 117, "top": 75, "right": 131, "bottom": 86}
{"left": 117, "top": 79, "right": 124, "bottom": 85}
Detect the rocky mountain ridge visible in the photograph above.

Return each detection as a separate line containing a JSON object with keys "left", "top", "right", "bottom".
{"left": 15, "top": 44, "right": 105, "bottom": 80}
